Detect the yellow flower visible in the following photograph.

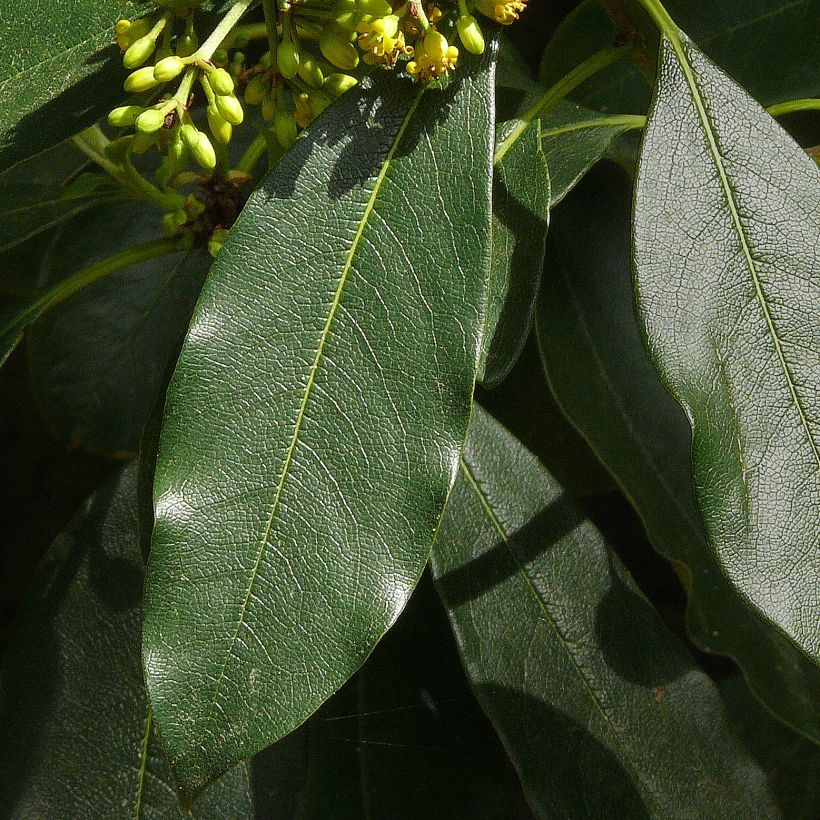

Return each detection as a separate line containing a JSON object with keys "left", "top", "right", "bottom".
{"left": 357, "top": 15, "right": 409, "bottom": 68}
{"left": 475, "top": 0, "right": 528, "bottom": 25}
{"left": 406, "top": 29, "right": 458, "bottom": 83}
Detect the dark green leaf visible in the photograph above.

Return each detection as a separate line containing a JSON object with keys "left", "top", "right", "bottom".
{"left": 26, "top": 203, "right": 209, "bottom": 457}
{"left": 537, "top": 164, "right": 820, "bottom": 741}
{"left": 539, "top": 102, "right": 643, "bottom": 205}
{"left": 144, "top": 54, "right": 496, "bottom": 802}
{"left": 0, "top": 1, "right": 150, "bottom": 172}
{"left": 0, "top": 465, "right": 252, "bottom": 817}
{"left": 540, "top": 0, "right": 820, "bottom": 112}
{"left": 431, "top": 407, "right": 778, "bottom": 818}
{"left": 634, "top": 31, "right": 820, "bottom": 664}
{"left": 479, "top": 121, "right": 550, "bottom": 388}
{"left": 0, "top": 140, "right": 118, "bottom": 255}
{"left": 721, "top": 674, "right": 820, "bottom": 819}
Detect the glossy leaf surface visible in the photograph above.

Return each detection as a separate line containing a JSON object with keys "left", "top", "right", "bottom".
{"left": 144, "top": 58, "right": 495, "bottom": 802}
{"left": 0, "top": 1, "right": 150, "bottom": 172}
{"left": 479, "top": 121, "right": 550, "bottom": 388}
{"left": 0, "top": 465, "right": 252, "bottom": 817}
{"left": 537, "top": 165, "right": 819, "bottom": 741}
{"left": 27, "top": 203, "right": 209, "bottom": 457}
{"left": 634, "top": 32, "right": 820, "bottom": 663}
{"left": 431, "top": 407, "right": 777, "bottom": 818}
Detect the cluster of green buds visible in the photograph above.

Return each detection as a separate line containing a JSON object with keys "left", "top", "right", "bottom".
{"left": 105, "top": 0, "right": 528, "bottom": 247}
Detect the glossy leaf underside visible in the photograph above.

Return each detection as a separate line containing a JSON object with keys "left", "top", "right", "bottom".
{"left": 634, "top": 33, "right": 820, "bottom": 663}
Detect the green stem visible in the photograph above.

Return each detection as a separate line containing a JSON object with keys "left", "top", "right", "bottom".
{"left": 262, "top": 0, "right": 280, "bottom": 57}
{"left": 2, "top": 238, "right": 189, "bottom": 350}
{"left": 540, "top": 113, "right": 646, "bottom": 140}
{"left": 223, "top": 23, "right": 269, "bottom": 47}
{"left": 237, "top": 131, "right": 269, "bottom": 175}
{"left": 71, "top": 126, "right": 130, "bottom": 189}
{"left": 495, "top": 45, "right": 631, "bottom": 165}
{"left": 767, "top": 98, "right": 820, "bottom": 118}
{"left": 196, "top": 0, "right": 256, "bottom": 60}
{"left": 633, "top": 0, "right": 679, "bottom": 36}
{"left": 123, "top": 153, "right": 185, "bottom": 210}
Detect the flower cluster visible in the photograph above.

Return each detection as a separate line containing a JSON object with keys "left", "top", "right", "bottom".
{"left": 105, "top": 0, "right": 528, "bottom": 247}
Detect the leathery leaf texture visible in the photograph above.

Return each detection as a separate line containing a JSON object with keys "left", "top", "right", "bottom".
{"left": 144, "top": 52, "right": 496, "bottom": 802}
{"left": 0, "top": 465, "right": 252, "bottom": 818}
{"left": 431, "top": 407, "right": 777, "bottom": 818}
{"left": 633, "top": 32, "right": 820, "bottom": 663}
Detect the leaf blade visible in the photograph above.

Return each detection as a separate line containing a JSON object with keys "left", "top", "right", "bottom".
{"left": 431, "top": 407, "right": 778, "bottom": 818}
{"left": 144, "top": 57, "right": 496, "bottom": 801}
{"left": 634, "top": 33, "right": 820, "bottom": 662}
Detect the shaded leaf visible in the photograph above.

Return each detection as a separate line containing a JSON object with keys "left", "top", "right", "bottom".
{"left": 0, "top": 1, "right": 150, "bottom": 172}
{"left": 25, "top": 203, "right": 208, "bottom": 457}
{"left": 144, "top": 54, "right": 496, "bottom": 803}
{"left": 0, "top": 465, "right": 252, "bottom": 817}
{"left": 479, "top": 121, "right": 550, "bottom": 388}
{"left": 633, "top": 31, "right": 820, "bottom": 663}
{"left": 537, "top": 163, "right": 820, "bottom": 741}
{"left": 431, "top": 406, "right": 778, "bottom": 818}
{"left": 539, "top": 102, "right": 643, "bottom": 205}
{"left": 540, "top": 0, "right": 820, "bottom": 113}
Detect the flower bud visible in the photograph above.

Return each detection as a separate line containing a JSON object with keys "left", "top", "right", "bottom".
{"left": 277, "top": 41, "right": 300, "bottom": 79}
{"left": 208, "top": 67, "right": 235, "bottom": 95}
{"left": 297, "top": 53, "right": 324, "bottom": 88}
{"left": 244, "top": 75, "right": 270, "bottom": 105}
{"left": 309, "top": 91, "right": 332, "bottom": 118}
{"left": 181, "top": 125, "right": 216, "bottom": 170}
{"left": 261, "top": 91, "right": 278, "bottom": 121}
{"left": 212, "top": 47, "right": 230, "bottom": 66}
{"left": 124, "top": 66, "right": 161, "bottom": 93}
{"left": 207, "top": 105, "right": 233, "bottom": 144}
{"left": 135, "top": 108, "right": 167, "bottom": 133}
{"left": 123, "top": 34, "right": 156, "bottom": 69}
{"left": 457, "top": 14, "right": 485, "bottom": 55}
{"left": 320, "top": 29, "right": 360, "bottom": 71}
{"left": 163, "top": 209, "right": 188, "bottom": 236}
{"left": 323, "top": 72, "right": 358, "bottom": 97}
{"left": 423, "top": 30, "right": 448, "bottom": 61}
{"left": 208, "top": 228, "right": 229, "bottom": 257}
{"left": 357, "top": 0, "right": 393, "bottom": 17}
{"left": 154, "top": 55, "right": 186, "bottom": 82}
{"left": 108, "top": 105, "right": 144, "bottom": 128}
{"left": 273, "top": 110, "right": 298, "bottom": 150}
{"left": 176, "top": 33, "right": 198, "bottom": 57}
{"left": 215, "top": 93, "right": 244, "bottom": 125}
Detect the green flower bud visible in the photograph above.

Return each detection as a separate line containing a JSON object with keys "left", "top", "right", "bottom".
{"left": 115, "top": 19, "right": 132, "bottom": 36}
{"left": 261, "top": 91, "right": 278, "bottom": 122}
{"left": 123, "top": 34, "right": 157, "bottom": 69}
{"left": 124, "top": 66, "right": 161, "bottom": 93}
{"left": 273, "top": 110, "right": 298, "bottom": 150}
{"left": 277, "top": 41, "right": 300, "bottom": 79}
{"left": 243, "top": 75, "right": 270, "bottom": 105}
{"left": 356, "top": 0, "right": 392, "bottom": 17}
{"left": 456, "top": 15, "right": 485, "bottom": 55}
{"left": 181, "top": 125, "right": 216, "bottom": 170}
{"left": 176, "top": 32, "right": 198, "bottom": 57}
{"left": 309, "top": 91, "right": 332, "bottom": 118}
{"left": 108, "top": 105, "right": 144, "bottom": 128}
{"left": 212, "top": 47, "right": 230, "bottom": 66}
{"left": 131, "top": 131, "right": 157, "bottom": 154}
{"left": 259, "top": 50, "right": 273, "bottom": 69}
{"left": 208, "top": 67, "right": 235, "bottom": 95}
{"left": 297, "top": 53, "right": 324, "bottom": 89}
{"left": 215, "top": 93, "right": 244, "bottom": 125}
{"left": 163, "top": 208, "right": 188, "bottom": 236}
{"left": 319, "top": 29, "right": 359, "bottom": 71}
{"left": 207, "top": 105, "right": 233, "bottom": 145}
{"left": 323, "top": 72, "right": 358, "bottom": 98}
{"left": 155, "top": 45, "right": 173, "bottom": 62}
{"left": 154, "top": 55, "right": 186, "bottom": 82}
{"left": 208, "top": 227, "right": 229, "bottom": 258}
{"left": 135, "top": 108, "right": 167, "bottom": 133}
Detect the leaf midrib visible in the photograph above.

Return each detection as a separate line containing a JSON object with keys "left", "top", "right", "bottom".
{"left": 457, "top": 456, "right": 659, "bottom": 811}
{"left": 663, "top": 33, "right": 820, "bottom": 469}
{"left": 205, "top": 88, "right": 425, "bottom": 719}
